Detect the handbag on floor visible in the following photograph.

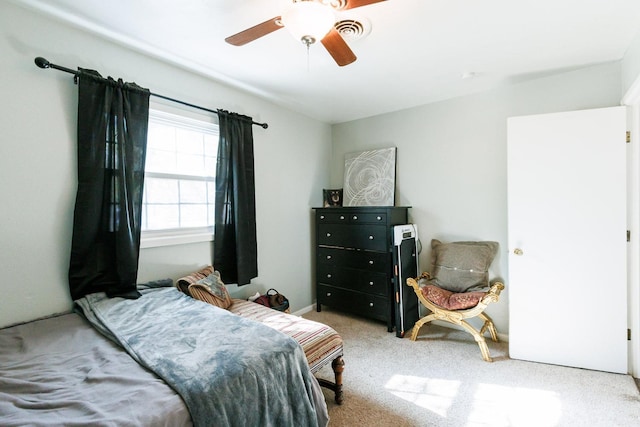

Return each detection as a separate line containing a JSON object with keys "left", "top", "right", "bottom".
{"left": 253, "top": 288, "right": 290, "bottom": 313}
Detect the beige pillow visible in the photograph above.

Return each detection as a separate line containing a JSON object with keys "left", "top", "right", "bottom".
{"left": 430, "top": 239, "right": 498, "bottom": 293}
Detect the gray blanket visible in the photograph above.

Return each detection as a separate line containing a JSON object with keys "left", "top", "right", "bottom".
{"left": 75, "top": 287, "right": 328, "bottom": 427}
{"left": 0, "top": 313, "right": 192, "bottom": 427}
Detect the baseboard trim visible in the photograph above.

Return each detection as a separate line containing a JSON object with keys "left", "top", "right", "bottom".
{"left": 293, "top": 303, "right": 316, "bottom": 317}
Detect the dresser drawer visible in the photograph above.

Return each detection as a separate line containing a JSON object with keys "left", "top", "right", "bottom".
{"left": 355, "top": 271, "right": 389, "bottom": 296}
{"left": 317, "top": 285, "right": 389, "bottom": 321}
{"left": 317, "top": 247, "right": 388, "bottom": 271}
{"left": 348, "top": 212, "right": 387, "bottom": 224}
{"left": 316, "top": 247, "right": 347, "bottom": 265}
{"left": 316, "top": 210, "right": 387, "bottom": 225}
{"left": 316, "top": 211, "right": 351, "bottom": 223}
{"left": 350, "top": 250, "right": 388, "bottom": 271}
{"left": 318, "top": 224, "right": 388, "bottom": 251}
{"left": 316, "top": 263, "right": 351, "bottom": 286}
{"left": 317, "top": 265, "right": 388, "bottom": 296}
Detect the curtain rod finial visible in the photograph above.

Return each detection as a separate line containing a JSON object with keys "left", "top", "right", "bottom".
{"left": 35, "top": 57, "right": 50, "bottom": 69}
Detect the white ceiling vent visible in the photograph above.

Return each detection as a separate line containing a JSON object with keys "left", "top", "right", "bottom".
{"left": 334, "top": 19, "right": 370, "bottom": 41}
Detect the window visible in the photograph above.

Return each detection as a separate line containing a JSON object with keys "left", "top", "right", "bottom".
{"left": 141, "top": 109, "right": 218, "bottom": 247}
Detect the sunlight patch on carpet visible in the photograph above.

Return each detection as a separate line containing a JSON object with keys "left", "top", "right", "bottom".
{"left": 385, "top": 375, "right": 562, "bottom": 426}
{"left": 384, "top": 375, "right": 460, "bottom": 417}
{"left": 469, "top": 383, "right": 562, "bottom": 427}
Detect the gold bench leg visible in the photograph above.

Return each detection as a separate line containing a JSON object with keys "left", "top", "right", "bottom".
{"left": 460, "top": 320, "right": 492, "bottom": 362}
{"left": 410, "top": 314, "right": 437, "bottom": 341}
{"left": 478, "top": 312, "right": 499, "bottom": 342}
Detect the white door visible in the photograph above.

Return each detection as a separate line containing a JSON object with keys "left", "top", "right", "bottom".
{"left": 507, "top": 106, "right": 628, "bottom": 374}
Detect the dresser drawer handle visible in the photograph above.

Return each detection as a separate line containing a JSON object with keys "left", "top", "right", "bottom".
{"left": 326, "top": 255, "right": 332, "bottom": 260}
{"left": 327, "top": 274, "right": 332, "bottom": 278}
{"left": 326, "top": 233, "right": 331, "bottom": 237}
{"left": 369, "top": 281, "right": 374, "bottom": 286}
{"left": 320, "top": 215, "right": 325, "bottom": 220}
{"left": 340, "top": 215, "right": 345, "bottom": 220}
{"left": 369, "top": 260, "right": 374, "bottom": 265}
{"left": 369, "top": 302, "right": 374, "bottom": 307}
{"left": 369, "top": 235, "right": 374, "bottom": 240}
{"left": 327, "top": 292, "right": 332, "bottom": 297}
{"left": 377, "top": 216, "right": 382, "bottom": 221}
{"left": 353, "top": 215, "right": 358, "bottom": 220}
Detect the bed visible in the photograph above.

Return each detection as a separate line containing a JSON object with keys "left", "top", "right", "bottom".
{"left": 0, "top": 311, "right": 191, "bottom": 426}
{"left": 0, "top": 281, "right": 332, "bottom": 427}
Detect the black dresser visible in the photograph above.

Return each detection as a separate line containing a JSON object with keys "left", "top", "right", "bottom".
{"left": 314, "top": 206, "right": 410, "bottom": 331}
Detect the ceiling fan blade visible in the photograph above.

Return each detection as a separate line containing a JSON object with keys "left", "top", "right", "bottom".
{"left": 321, "top": 28, "right": 357, "bottom": 67}
{"left": 343, "top": 0, "right": 386, "bottom": 10}
{"left": 225, "top": 16, "right": 283, "bottom": 46}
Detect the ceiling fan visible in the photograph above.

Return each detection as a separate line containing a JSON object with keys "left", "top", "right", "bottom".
{"left": 225, "top": 0, "right": 387, "bottom": 67}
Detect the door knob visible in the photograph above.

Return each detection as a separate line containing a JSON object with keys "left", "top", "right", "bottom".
{"left": 514, "top": 248, "right": 524, "bottom": 256}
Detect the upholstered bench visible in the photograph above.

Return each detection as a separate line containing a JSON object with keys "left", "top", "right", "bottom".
{"left": 176, "top": 265, "right": 345, "bottom": 404}
{"left": 229, "top": 299, "right": 344, "bottom": 404}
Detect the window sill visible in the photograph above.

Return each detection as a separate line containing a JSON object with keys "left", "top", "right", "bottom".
{"left": 140, "top": 232, "right": 213, "bottom": 249}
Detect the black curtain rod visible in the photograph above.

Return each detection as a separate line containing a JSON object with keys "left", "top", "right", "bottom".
{"left": 34, "top": 57, "right": 268, "bottom": 129}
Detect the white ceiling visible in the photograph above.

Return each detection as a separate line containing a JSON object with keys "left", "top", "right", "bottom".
{"left": 16, "top": 0, "right": 640, "bottom": 123}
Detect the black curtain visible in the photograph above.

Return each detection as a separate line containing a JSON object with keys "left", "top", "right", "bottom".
{"left": 68, "top": 69, "right": 150, "bottom": 300}
{"left": 214, "top": 110, "right": 258, "bottom": 285}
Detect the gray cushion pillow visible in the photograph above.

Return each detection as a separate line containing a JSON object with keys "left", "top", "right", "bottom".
{"left": 430, "top": 239, "right": 499, "bottom": 293}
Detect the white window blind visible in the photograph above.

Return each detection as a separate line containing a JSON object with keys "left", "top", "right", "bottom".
{"left": 141, "top": 109, "right": 218, "bottom": 247}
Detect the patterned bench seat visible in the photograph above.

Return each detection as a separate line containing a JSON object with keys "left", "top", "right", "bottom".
{"left": 228, "top": 299, "right": 344, "bottom": 404}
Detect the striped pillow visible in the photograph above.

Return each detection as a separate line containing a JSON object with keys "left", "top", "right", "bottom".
{"left": 175, "top": 266, "right": 214, "bottom": 295}
{"left": 188, "top": 271, "right": 233, "bottom": 310}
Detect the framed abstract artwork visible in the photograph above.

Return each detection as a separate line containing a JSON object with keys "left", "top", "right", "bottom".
{"left": 343, "top": 147, "right": 396, "bottom": 206}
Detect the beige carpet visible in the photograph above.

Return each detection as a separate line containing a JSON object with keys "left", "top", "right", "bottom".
{"left": 303, "top": 308, "right": 640, "bottom": 427}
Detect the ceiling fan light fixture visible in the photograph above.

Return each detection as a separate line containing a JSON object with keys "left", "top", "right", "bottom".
{"left": 282, "top": 1, "right": 335, "bottom": 46}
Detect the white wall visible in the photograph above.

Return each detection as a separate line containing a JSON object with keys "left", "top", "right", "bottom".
{"left": 622, "top": 29, "right": 640, "bottom": 100}
{"left": 0, "top": 2, "right": 332, "bottom": 328}
{"left": 331, "top": 62, "right": 623, "bottom": 334}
